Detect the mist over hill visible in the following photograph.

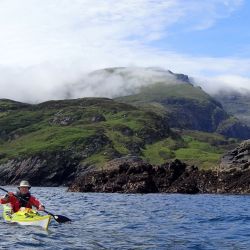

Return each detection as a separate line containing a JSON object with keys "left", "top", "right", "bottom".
{"left": 213, "top": 90, "right": 250, "bottom": 126}
{"left": 62, "top": 67, "right": 192, "bottom": 100}
{"left": 1, "top": 67, "right": 250, "bottom": 140}
{"left": 68, "top": 67, "right": 250, "bottom": 130}
{"left": 0, "top": 67, "right": 249, "bottom": 186}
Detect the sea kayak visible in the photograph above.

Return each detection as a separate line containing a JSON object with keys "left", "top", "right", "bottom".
{"left": 2, "top": 205, "right": 51, "bottom": 230}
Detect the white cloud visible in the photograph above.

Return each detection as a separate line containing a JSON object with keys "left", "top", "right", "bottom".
{"left": 66, "top": 67, "right": 180, "bottom": 99}
{"left": 196, "top": 75, "right": 250, "bottom": 95}
{"left": 0, "top": 0, "right": 248, "bottom": 102}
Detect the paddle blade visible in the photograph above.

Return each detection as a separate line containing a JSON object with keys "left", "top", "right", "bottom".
{"left": 53, "top": 214, "right": 71, "bottom": 223}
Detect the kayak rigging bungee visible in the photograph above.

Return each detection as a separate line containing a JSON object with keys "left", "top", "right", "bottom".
{"left": 2, "top": 205, "right": 51, "bottom": 230}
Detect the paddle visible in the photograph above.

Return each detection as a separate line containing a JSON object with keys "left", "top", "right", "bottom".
{"left": 0, "top": 186, "right": 71, "bottom": 223}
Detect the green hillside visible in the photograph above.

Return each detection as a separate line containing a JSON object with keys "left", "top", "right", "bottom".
{"left": 116, "top": 82, "right": 250, "bottom": 139}
{"left": 142, "top": 130, "right": 238, "bottom": 170}
{"left": 0, "top": 68, "right": 248, "bottom": 173}
{"left": 0, "top": 98, "right": 170, "bottom": 166}
{"left": 0, "top": 97, "right": 239, "bottom": 171}
{"left": 117, "top": 83, "right": 212, "bottom": 103}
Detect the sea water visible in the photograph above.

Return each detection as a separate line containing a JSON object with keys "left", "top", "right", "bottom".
{"left": 0, "top": 187, "right": 250, "bottom": 249}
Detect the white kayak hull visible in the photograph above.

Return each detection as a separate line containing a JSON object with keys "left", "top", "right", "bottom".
{"left": 2, "top": 205, "right": 51, "bottom": 230}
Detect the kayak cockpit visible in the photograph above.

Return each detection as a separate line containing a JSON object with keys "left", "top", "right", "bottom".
{"left": 2, "top": 205, "right": 51, "bottom": 230}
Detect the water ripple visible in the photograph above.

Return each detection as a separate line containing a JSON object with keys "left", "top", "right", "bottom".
{"left": 0, "top": 189, "right": 250, "bottom": 249}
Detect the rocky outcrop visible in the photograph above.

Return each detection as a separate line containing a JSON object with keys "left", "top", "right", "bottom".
{"left": 1, "top": 149, "right": 250, "bottom": 194}
{"left": 216, "top": 119, "right": 250, "bottom": 140}
{"left": 162, "top": 98, "right": 228, "bottom": 132}
{"left": 68, "top": 158, "right": 250, "bottom": 194}
{"left": 168, "top": 70, "right": 191, "bottom": 83}
{"left": 0, "top": 132, "right": 114, "bottom": 186}
{"left": 0, "top": 150, "right": 83, "bottom": 186}
{"left": 213, "top": 90, "right": 250, "bottom": 126}
{"left": 220, "top": 140, "right": 250, "bottom": 171}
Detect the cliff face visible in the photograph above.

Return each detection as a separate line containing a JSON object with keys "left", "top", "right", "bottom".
{"left": 216, "top": 119, "right": 250, "bottom": 140}
{"left": 0, "top": 150, "right": 82, "bottom": 186}
{"left": 116, "top": 81, "right": 250, "bottom": 139}
{"left": 160, "top": 97, "right": 228, "bottom": 132}
{"left": 213, "top": 90, "right": 250, "bottom": 126}
{"left": 220, "top": 140, "right": 250, "bottom": 171}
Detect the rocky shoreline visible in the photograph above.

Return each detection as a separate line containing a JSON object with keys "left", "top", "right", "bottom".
{"left": 68, "top": 139, "right": 250, "bottom": 194}
{"left": 0, "top": 140, "right": 249, "bottom": 194}
{"left": 68, "top": 157, "right": 250, "bottom": 194}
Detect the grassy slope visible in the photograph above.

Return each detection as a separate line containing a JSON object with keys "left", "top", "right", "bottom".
{"left": 142, "top": 130, "right": 238, "bottom": 170}
{"left": 116, "top": 83, "right": 231, "bottom": 133}
{"left": 0, "top": 127, "right": 95, "bottom": 158}
{"left": 0, "top": 98, "right": 167, "bottom": 166}
{"left": 116, "top": 83, "right": 214, "bottom": 104}
{"left": 0, "top": 97, "right": 238, "bottom": 170}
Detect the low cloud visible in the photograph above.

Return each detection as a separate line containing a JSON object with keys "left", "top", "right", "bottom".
{"left": 196, "top": 75, "right": 250, "bottom": 95}
{"left": 1, "top": 53, "right": 250, "bottom": 103}
{"left": 65, "top": 67, "right": 181, "bottom": 99}
{"left": 0, "top": 0, "right": 248, "bottom": 102}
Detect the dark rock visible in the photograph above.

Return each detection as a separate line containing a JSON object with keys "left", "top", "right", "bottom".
{"left": 68, "top": 159, "right": 196, "bottom": 194}
{"left": 103, "top": 156, "right": 144, "bottom": 169}
{"left": 0, "top": 152, "right": 6, "bottom": 159}
{"left": 0, "top": 150, "right": 83, "bottom": 186}
{"left": 50, "top": 110, "right": 80, "bottom": 126}
{"left": 119, "top": 127, "right": 133, "bottom": 136}
{"left": 125, "top": 142, "right": 142, "bottom": 155}
{"left": 217, "top": 120, "right": 250, "bottom": 140}
{"left": 68, "top": 154, "right": 250, "bottom": 194}
{"left": 220, "top": 140, "right": 250, "bottom": 171}
{"left": 168, "top": 70, "right": 191, "bottom": 83}
{"left": 90, "top": 114, "right": 106, "bottom": 123}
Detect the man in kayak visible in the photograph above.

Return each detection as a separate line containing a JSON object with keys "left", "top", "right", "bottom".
{"left": 0, "top": 180, "right": 45, "bottom": 213}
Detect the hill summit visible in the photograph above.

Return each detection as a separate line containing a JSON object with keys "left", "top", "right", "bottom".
{"left": 65, "top": 67, "right": 192, "bottom": 100}
{"left": 0, "top": 67, "right": 249, "bottom": 187}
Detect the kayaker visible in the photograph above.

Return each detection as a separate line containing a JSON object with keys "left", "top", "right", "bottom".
{"left": 0, "top": 180, "right": 45, "bottom": 213}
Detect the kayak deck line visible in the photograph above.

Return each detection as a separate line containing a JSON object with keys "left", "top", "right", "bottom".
{"left": 2, "top": 205, "right": 51, "bottom": 230}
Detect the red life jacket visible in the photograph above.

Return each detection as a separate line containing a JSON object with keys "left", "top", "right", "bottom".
{"left": 0, "top": 191, "right": 42, "bottom": 212}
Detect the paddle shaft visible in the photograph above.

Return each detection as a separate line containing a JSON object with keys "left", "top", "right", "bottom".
{"left": 0, "top": 186, "right": 71, "bottom": 223}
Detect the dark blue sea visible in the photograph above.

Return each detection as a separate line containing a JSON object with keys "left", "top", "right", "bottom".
{"left": 1, "top": 187, "right": 250, "bottom": 249}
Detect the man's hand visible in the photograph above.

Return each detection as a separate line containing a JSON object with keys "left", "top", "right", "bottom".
{"left": 0, "top": 192, "right": 14, "bottom": 202}
{"left": 7, "top": 192, "right": 14, "bottom": 197}
{"left": 38, "top": 205, "right": 45, "bottom": 211}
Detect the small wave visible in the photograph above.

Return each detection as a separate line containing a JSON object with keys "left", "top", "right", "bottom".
{"left": 1, "top": 188, "right": 250, "bottom": 249}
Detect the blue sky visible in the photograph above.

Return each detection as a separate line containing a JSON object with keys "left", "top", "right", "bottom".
{"left": 155, "top": 1, "right": 250, "bottom": 58}
{"left": 0, "top": 0, "right": 249, "bottom": 102}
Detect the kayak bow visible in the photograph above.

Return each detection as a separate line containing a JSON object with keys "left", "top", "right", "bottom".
{"left": 0, "top": 186, "right": 71, "bottom": 224}
{"left": 2, "top": 205, "right": 51, "bottom": 230}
